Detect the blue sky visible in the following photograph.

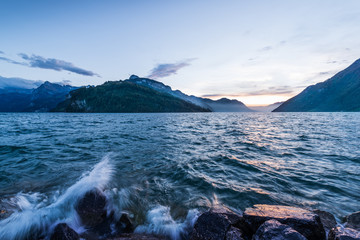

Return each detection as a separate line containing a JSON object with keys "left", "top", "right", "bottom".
{"left": 1, "top": 0, "right": 360, "bottom": 105}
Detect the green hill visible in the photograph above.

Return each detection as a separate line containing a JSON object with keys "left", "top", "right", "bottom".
{"left": 53, "top": 81, "right": 211, "bottom": 113}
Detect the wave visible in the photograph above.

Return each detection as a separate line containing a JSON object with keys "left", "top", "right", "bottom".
{"left": 135, "top": 205, "right": 199, "bottom": 240}
{"left": 0, "top": 155, "right": 114, "bottom": 240}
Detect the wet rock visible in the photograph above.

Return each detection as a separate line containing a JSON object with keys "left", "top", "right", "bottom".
{"left": 243, "top": 204, "right": 326, "bottom": 240}
{"left": 109, "top": 233, "right": 167, "bottom": 239}
{"left": 50, "top": 223, "right": 79, "bottom": 240}
{"left": 252, "top": 219, "right": 306, "bottom": 240}
{"left": 346, "top": 211, "right": 360, "bottom": 230}
{"left": 313, "top": 209, "right": 337, "bottom": 233}
{"left": 190, "top": 207, "right": 248, "bottom": 240}
{"left": 75, "top": 189, "right": 107, "bottom": 227}
{"left": 116, "top": 213, "right": 134, "bottom": 233}
{"left": 328, "top": 226, "right": 360, "bottom": 240}
{"left": 83, "top": 212, "right": 134, "bottom": 239}
{"left": 226, "top": 226, "right": 246, "bottom": 240}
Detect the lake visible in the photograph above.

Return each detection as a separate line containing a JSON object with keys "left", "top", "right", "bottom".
{"left": 0, "top": 112, "right": 359, "bottom": 239}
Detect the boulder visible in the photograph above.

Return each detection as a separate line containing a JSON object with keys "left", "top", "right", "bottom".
{"left": 328, "top": 226, "right": 360, "bottom": 240}
{"left": 82, "top": 212, "right": 134, "bottom": 239}
{"left": 110, "top": 233, "right": 167, "bottom": 239}
{"left": 190, "top": 207, "right": 248, "bottom": 240}
{"left": 252, "top": 219, "right": 306, "bottom": 240}
{"left": 313, "top": 209, "right": 337, "bottom": 233}
{"left": 50, "top": 223, "right": 79, "bottom": 240}
{"left": 346, "top": 211, "right": 360, "bottom": 230}
{"left": 75, "top": 189, "right": 107, "bottom": 227}
{"left": 116, "top": 213, "right": 134, "bottom": 233}
{"left": 243, "top": 205, "right": 326, "bottom": 240}
{"left": 226, "top": 226, "right": 246, "bottom": 240}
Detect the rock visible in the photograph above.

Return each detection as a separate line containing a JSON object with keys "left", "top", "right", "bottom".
{"left": 75, "top": 189, "right": 107, "bottom": 227}
{"left": 328, "top": 226, "right": 360, "bottom": 240}
{"left": 226, "top": 226, "right": 246, "bottom": 240}
{"left": 313, "top": 209, "right": 337, "bottom": 233}
{"left": 50, "top": 223, "right": 79, "bottom": 240}
{"left": 109, "top": 233, "right": 167, "bottom": 239}
{"left": 252, "top": 219, "right": 306, "bottom": 240}
{"left": 190, "top": 207, "right": 248, "bottom": 240}
{"left": 346, "top": 211, "right": 360, "bottom": 230}
{"left": 243, "top": 204, "right": 326, "bottom": 240}
{"left": 116, "top": 213, "right": 134, "bottom": 233}
{"left": 82, "top": 212, "right": 134, "bottom": 239}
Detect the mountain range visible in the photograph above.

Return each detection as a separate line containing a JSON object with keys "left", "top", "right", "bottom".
{"left": 1, "top": 57, "right": 360, "bottom": 113}
{"left": 0, "top": 75, "right": 252, "bottom": 113}
{"left": 274, "top": 58, "right": 360, "bottom": 112}
{"left": 0, "top": 81, "right": 77, "bottom": 112}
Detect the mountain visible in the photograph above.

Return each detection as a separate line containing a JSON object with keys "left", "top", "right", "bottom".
{"left": 53, "top": 80, "right": 210, "bottom": 113}
{"left": 126, "top": 75, "right": 253, "bottom": 112}
{"left": 250, "top": 102, "right": 284, "bottom": 112}
{"left": 274, "top": 59, "right": 360, "bottom": 112}
{"left": 0, "top": 81, "right": 76, "bottom": 112}
{"left": 125, "top": 75, "right": 210, "bottom": 109}
{"left": 202, "top": 98, "right": 254, "bottom": 112}
{"left": 24, "top": 81, "right": 77, "bottom": 112}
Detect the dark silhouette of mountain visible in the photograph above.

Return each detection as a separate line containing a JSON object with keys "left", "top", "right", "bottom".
{"left": 274, "top": 59, "right": 360, "bottom": 112}
{"left": 126, "top": 75, "right": 253, "bottom": 112}
{"left": 53, "top": 80, "right": 210, "bottom": 113}
{"left": 0, "top": 81, "right": 76, "bottom": 112}
{"left": 1, "top": 75, "right": 253, "bottom": 113}
{"left": 202, "top": 98, "right": 254, "bottom": 112}
{"left": 24, "top": 81, "right": 77, "bottom": 112}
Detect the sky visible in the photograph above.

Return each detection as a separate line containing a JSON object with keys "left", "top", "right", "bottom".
{"left": 1, "top": 0, "right": 360, "bottom": 106}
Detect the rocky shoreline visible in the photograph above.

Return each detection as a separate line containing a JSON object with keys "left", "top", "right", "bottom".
{"left": 11, "top": 188, "right": 359, "bottom": 240}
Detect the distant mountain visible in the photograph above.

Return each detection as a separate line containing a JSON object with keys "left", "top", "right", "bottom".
{"left": 0, "top": 81, "right": 76, "bottom": 112}
{"left": 274, "top": 59, "right": 360, "bottom": 112}
{"left": 202, "top": 98, "right": 254, "bottom": 112}
{"left": 0, "top": 76, "right": 43, "bottom": 91}
{"left": 250, "top": 102, "right": 284, "bottom": 112}
{"left": 53, "top": 80, "right": 210, "bottom": 113}
{"left": 0, "top": 75, "right": 253, "bottom": 113}
{"left": 126, "top": 75, "right": 253, "bottom": 112}
{"left": 24, "top": 81, "right": 77, "bottom": 112}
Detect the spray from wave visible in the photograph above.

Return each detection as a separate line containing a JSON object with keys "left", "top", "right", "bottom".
{"left": 135, "top": 205, "right": 199, "bottom": 240}
{"left": 0, "top": 155, "right": 114, "bottom": 240}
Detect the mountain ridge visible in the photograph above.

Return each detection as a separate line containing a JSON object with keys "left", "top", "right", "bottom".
{"left": 273, "top": 59, "right": 360, "bottom": 112}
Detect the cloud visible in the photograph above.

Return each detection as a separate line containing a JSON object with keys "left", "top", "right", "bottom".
{"left": 0, "top": 50, "right": 4, "bottom": 54}
{"left": 259, "top": 46, "right": 273, "bottom": 52}
{"left": 18, "top": 54, "right": 99, "bottom": 77}
{"left": 147, "top": 59, "right": 195, "bottom": 79}
{"left": 0, "top": 76, "right": 43, "bottom": 89}
{"left": 202, "top": 86, "right": 296, "bottom": 98}
{"left": 53, "top": 80, "right": 72, "bottom": 85}
{"left": 0, "top": 56, "right": 26, "bottom": 66}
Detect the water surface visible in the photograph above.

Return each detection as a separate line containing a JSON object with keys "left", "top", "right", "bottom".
{"left": 0, "top": 112, "right": 359, "bottom": 239}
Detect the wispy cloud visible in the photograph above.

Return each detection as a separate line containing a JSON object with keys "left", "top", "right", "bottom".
{"left": 0, "top": 76, "right": 43, "bottom": 89}
{"left": 18, "top": 54, "right": 99, "bottom": 77}
{"left": 147, "top": 59, "right": 195, "bottom": 79}
{"left": 202, "top": 86, "right": 296, "bottom": 98}
{"left": 259, "top": 46, "right": 273, "bottom": 52}
{"left": 0, "top": 56, "right": 26, "bottom": 66}
{"left": 0, "top": 52, "right": 99, "bottom": 77}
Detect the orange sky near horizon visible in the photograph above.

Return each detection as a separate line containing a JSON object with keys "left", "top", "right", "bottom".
{"left": 205, "top": 93, "right": 296, "bottom": 107}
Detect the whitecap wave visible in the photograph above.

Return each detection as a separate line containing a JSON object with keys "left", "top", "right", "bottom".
{"left": 135, "top": 205, "right": 199, "bottom": 240}
{"left": 0, "top": 155, "right": 114, "bottom": 240}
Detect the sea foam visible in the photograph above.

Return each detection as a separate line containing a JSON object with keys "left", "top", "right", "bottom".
{"left": 0, "top": 155, "right": 114, "bottom": 240}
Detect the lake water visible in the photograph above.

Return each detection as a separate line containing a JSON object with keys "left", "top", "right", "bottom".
{"left": 0, "top": 112, "right": 359, "bottom": 239}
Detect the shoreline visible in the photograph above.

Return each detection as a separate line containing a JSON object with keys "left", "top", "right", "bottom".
{"left": 1, "top": 187, "right": 359, "bottom": 240}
